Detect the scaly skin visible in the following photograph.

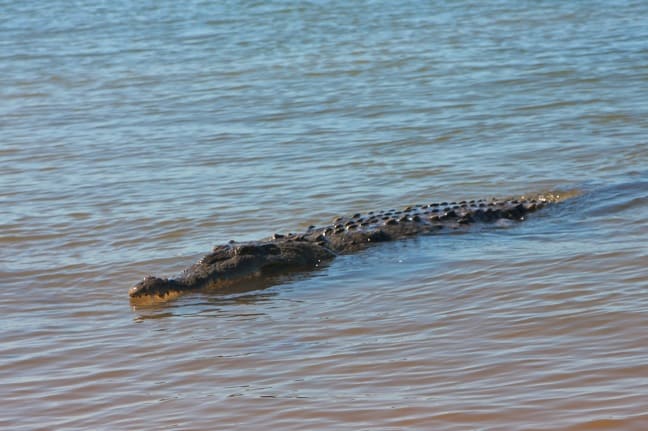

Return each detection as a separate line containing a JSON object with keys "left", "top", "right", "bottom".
{"left": 129, "top": 193, "right": 564, "bottom": 300}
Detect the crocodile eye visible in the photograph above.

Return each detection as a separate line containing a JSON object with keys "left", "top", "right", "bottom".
{"left": 234, "top": 245, "right": 251, "bottom": 255}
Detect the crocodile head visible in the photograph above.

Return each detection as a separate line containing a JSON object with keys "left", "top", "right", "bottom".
{"left": 129, "top": 275, "right": 185, "bottom": 299}
{"left": 129, "top": 240, "right": 335, "bottom": 301}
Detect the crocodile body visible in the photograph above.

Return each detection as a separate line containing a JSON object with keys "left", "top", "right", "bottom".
{"left": 129, "top": 193, "right": 562, "bottom": 300}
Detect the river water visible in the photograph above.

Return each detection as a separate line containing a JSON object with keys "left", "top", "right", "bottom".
{"left": 2, "top": 1, "right": 647, "bottom": 430}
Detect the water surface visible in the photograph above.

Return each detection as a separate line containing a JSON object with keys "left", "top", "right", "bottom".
{"left": 2, "top": 1, "right": 647, "bottom": 430}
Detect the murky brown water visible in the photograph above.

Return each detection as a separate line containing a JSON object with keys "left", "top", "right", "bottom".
{"left": 2, "top": 1, "right": 648, "bottom": 429}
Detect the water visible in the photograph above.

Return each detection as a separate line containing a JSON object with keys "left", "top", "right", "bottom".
{"left": 2, "top": 1, "right": 647, "bottom": 429}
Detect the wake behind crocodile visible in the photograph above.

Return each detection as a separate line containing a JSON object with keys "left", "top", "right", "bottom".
{"left": 129, "top": 191, "right": 575, "bottom": 303}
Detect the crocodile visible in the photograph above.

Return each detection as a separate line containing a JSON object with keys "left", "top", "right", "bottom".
{"left": 129, "top": 192, "right": 567, "bottom": 301}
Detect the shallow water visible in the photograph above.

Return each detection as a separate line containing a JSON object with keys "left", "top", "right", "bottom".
{"left": 2, "top": 1, "right": 648, "bottom": 430}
